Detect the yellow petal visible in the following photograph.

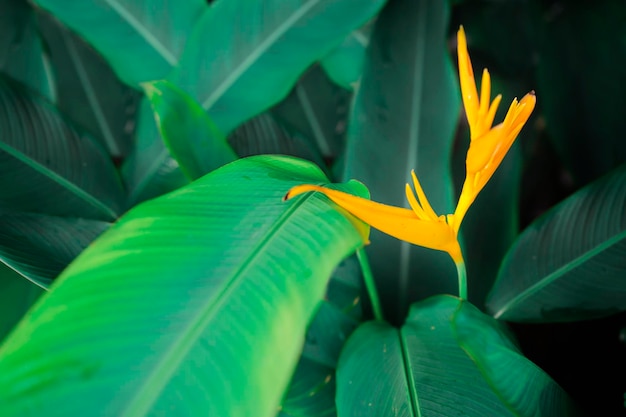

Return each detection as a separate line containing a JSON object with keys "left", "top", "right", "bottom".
{"left": 285, "top": 184, "right": 463, "bottom": 262}
{"left": 457, "top": 26, "right": 479, "bottom": 134}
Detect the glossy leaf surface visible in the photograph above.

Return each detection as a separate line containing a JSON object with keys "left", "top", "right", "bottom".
{"left": 0, "top": 75, "right": 124, "bottom": 220}
{"left": 341, "top": 0, "right": 460, "bottom": 322}
{"left": 143, "top": 80, "right": 237, "bottom": 180}
{"left": 336, "top": 295, "right": 576, "bottom": 416}
{"left": 0, "top": 213, "right": 109, "bottom": 288}
{"left": 488, "top": 165, "right": 626, "bottom": 322}
{"left": 0, "top": 155, "right": 369, "bottom": 417}
{"left": 33, "top": 0, "right": 206, "bottom": 86}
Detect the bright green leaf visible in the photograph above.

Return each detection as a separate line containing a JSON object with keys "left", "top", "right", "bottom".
{"left": 32, "top": 0, "right": 206, "bottom": 86}
{"left": 0, "top": 155, "right": 368, "bottom": 417}
{"left": 0, "top": 75, "right": 124, "bottom": 220}
{"left": 341, "top": 0, "right": 460, "bottom": 322}
{"left": 487, "top": 165, "right": 626, "bottom": 322}
{"left": 142, "top": 80, "right": 237, "bottom": 180}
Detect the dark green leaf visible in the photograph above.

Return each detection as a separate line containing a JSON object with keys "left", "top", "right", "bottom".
{"left": 0, "top": 265, "right": 43, "bottom": 343}
{"left": 37, "top": 12, "right": 141, "bottom": 157}
{"left": 142, "top": 80, "right": 237, "bottom": 180}
{"left": 0, "top": 75, "right": 124, "bottom": 220}
{"left": 336, "top": 295, "right": 576, "bottom": 416}
{"left": 0, "top": 155, "right": 368, "bottom": 417}
{"left": 229, "top": 112, "right": 325, "bottom": 169}
{"left": 532, "top": 0, "right": 626, "bottom": 185}
{"left": 0, "top": 0, "right": 55, "bottom": 100}
{"left": 272, "top": 66, "right": 351, "bottom": 161}
{"left": 0, "top": 213, "right": 109, "bottom": 288}
{"left": 341, "top": 0, "right": 460, "bottom": 322}
{"left": 173, "top": 0, "right": 387, "bottom": 135}
{"left": 487, "top": 165, "right": 626, "bottom": 322}
{"left": 32, "top": 0, "right": 206, "bottom": 86}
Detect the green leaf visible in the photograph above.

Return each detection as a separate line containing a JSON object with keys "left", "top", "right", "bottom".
{"left": 336, "top": 295, "right": 576, "bottom": 416}
{"left": 487, "top": 165, "right": 626, "bottom": 322}
{"left": 341, "top": 0, "right": 460, "bottom": 322}
{"left": 532, "top": 1, "right": 626, "bottom": 185}
{"left": 0, "top": 0, "right": 55, "bottom": 101}
{"left": 172, "top": 0, "right": 387, "bottom": 135}
{"left": 272, "top": 66, "right": 351, "bottom": 161}
{"left": 122, "top": 98, "right": 190, "bottom": 206}
{"left": 0, "top": 213, "right": 109, "bottom": 288}
{"left": 229, "top": 112, "right": 326, "bottom": 169}
{"left": 320, "top": 21, "right": 374, "bottom": 90}
{"left": 142, "top": 80, "right": 237, "bottom": 181}
{"left": 32, "top": 0, "right": 206, "bottom": 86}
{"left": 37, "top": 12, "right": 142, "bottom": 158}
{"left": 0, "top": 155, "right": 368, "bottom": 417}
{"left": 0, "top": 75, "right": 124, "bottom": 220}
{"left": 0, "top": 265, "right": 43, "bottom": 344}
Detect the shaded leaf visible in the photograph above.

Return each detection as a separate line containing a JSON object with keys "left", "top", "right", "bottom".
{"left": 336, "top": 295, "right": 576, "bottom": 416}
{"left": 0, "top": 155, "right": 368, "bottom": 417}
{"left": 341, "top": 0, "right": 460, "bottom": 322}
{"left": 37, "top": 12, "right": 141, "bottom": 157}
{"left": 32, "top": 0, "right": 206, "bottom": 86}
{"left": 0, "top": 0, "right": 55, "bottom": 100}
{"left": 143, "top": 80, "right": 237, "bottom": 180}
{"left": 272, "top": 66, "right": 351, "bottom": 161}
{"left": 487, "top": 165, "right": 626, "bottom": 322}
{"left": 0, "top": 75, "right": 124, "bottom": 220}
{"left": 0, "top": 213, "right": 110, "bottom": 288}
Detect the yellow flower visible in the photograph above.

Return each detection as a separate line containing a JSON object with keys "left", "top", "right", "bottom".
{"left": 453, "top": 27, "right": 536, "bottom": 231}
{"left": 284, "top": 26, "right": 535, "bottom": 294}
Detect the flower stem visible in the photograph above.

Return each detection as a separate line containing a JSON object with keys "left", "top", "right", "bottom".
{"left": 455, "top": 260, "right": 467, "bottom": 300}
{"left": 356, "top": 248, "right": 383, "bottom": 321}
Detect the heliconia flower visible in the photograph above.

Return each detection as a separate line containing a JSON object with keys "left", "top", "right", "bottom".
{"left": 453, "top": 26, "right": 536, "bottom": 231}
{"left": 284, "top": 171, "right": 463, "bottom": 264}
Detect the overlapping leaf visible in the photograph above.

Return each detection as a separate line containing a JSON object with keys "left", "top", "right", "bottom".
{"left": 33, "top": 0, "right": 206, "bottom": 86}
{"left": 0, "top": 155, "right": 369, "bottom": 417}
{"left": 487, "top": 165, "right": 626, "bottom": 322}
{"left": 336, "top": 295, "right": 577, "bottom": 416}
{"left": 0, "top": 75, "right": 124, "bottom": 220}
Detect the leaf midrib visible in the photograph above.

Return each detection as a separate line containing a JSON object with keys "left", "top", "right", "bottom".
{"left": 201, "top": 0, "right": 321, "bottom": 110}
{"left": 119, "top": 191, "right": 313, "bottom": 416}
{"left": 493, "top": 229, "right": 626, "bottom": 319}
{"left": 398, "top": 328, "right": 421, "bottom": 417}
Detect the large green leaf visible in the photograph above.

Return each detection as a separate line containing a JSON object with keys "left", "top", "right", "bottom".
{"left": 0, "top": 75, "right": 124, "bottom": 220}
{"left": 0, "top": 155, "right": 369, "bottom": 417}
{"left": 32, "top": 0, "right": 206, "bottom": 86}
{"left": 142, "top": 80, "right": 237, "bottom": 181}
{"left": 341, "top": 0, "right": 460, "bottom": 322}
{"left": 487, "top": 165, "right": 626, "bottom": 322}
{"left": 0, "top": 265, "right": 43, "bottom": 344}
{"left": 37, "top": 12, "right": 141, "bottom": 158}
{"left": 0, "top": 0, "right": 55, "bottom": 101}
{"left": 336, "top": 295, "right": 576, "bottom": 416}
{"left": 532, "top": 0, "right": 626, "bottom": 185}
{"left": 0, "top": 213, "right": 109, "bottom": 288}
{"left": 172, "top": 0, "right": 387, "bottom": 135}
